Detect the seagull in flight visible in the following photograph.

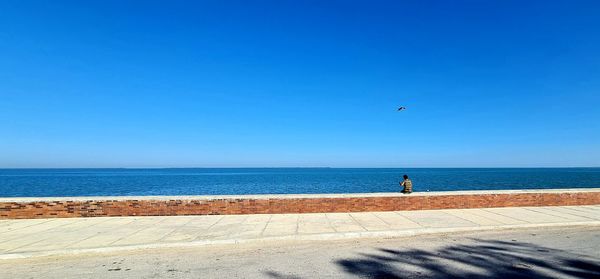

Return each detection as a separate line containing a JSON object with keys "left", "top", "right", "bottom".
{"left": 397, "top": 106, "right": 406, "bottom": 111}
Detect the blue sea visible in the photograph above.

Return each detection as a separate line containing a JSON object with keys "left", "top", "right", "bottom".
{"left": 0, "top": 168, "right": 599, "bottom": 197}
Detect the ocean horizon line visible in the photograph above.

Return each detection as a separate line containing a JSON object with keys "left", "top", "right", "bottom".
{"left": 1, "top": 166, "right": 599, "bottom": 170}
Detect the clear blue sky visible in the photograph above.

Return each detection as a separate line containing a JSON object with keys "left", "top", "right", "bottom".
{"left": 1, "top": 1, "right": 599, "bottom": 168}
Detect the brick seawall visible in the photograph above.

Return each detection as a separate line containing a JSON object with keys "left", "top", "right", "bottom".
{"left": 1, "top": 189, "right": 600, "bottom": 219}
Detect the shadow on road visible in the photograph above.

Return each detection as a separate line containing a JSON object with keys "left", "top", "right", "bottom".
{"left": 335, "top": 239, "right": 600, "bottom": 278}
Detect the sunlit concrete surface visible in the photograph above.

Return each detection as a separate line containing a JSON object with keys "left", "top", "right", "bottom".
{"left": 1, "top": 205, "right": 600, "bottom": 259}
{"left": 2, "top": 188, "right": 600, "bottom": 203}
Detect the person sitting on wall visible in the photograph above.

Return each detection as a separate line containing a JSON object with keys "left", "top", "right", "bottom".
{"left": 400, "top": 174, "right": 413, "bottom": 194}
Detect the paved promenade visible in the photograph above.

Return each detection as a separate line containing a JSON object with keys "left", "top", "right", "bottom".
{"left": 1, "top": 205, "right": 600, "bottom": 259}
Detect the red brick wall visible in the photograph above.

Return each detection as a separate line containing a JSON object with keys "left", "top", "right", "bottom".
{"left": 1, "top": 191, "right": 599, "bottom": 219}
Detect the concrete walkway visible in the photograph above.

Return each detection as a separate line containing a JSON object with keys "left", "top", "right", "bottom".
{"left": 2, "top": 205, "right": 600, "bottom": 259}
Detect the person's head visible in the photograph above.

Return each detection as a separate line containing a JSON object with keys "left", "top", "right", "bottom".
{"left": 403, "top": 175, "right": 409, "bottom": 180}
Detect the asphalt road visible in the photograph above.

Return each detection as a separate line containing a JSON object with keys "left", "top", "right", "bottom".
{"left": 2, "top": 226, "right": 599, "bottom": 279}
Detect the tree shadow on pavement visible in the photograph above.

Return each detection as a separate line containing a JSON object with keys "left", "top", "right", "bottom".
{"left": 263, "top": 270, "right": 303, "bottom": 279}
{"left": 336, "top": 239, "right": 600, "bottom": 279}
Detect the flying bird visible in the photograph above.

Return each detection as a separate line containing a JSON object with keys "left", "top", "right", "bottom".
{"left": 397, "top": 106, "right": 406, "bottom": 111}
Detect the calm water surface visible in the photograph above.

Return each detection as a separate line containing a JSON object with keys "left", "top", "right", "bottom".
{"left": 0, "top": 168, "right": 599, "bottom": 197}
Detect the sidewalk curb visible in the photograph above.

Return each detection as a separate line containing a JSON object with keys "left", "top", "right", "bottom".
{"left": 2, "top": 221, "right": 600, "bottom": 260}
